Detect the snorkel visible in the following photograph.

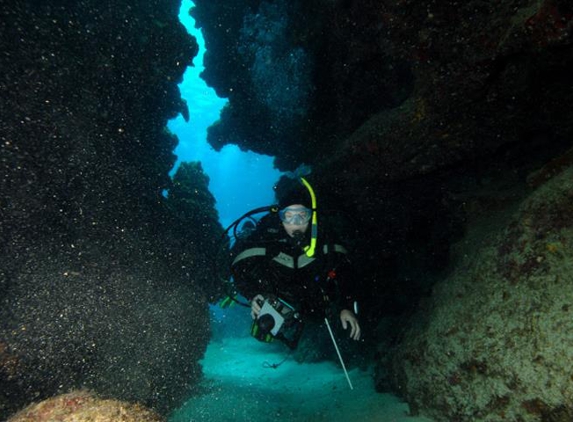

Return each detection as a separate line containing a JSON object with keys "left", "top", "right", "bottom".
{"left": 299, "top": 176, "right": 318, "bottom": 257}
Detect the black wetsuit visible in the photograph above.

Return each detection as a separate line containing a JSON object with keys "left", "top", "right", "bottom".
{"left": 230, "top": 213, "right": 356, "bottom": 320}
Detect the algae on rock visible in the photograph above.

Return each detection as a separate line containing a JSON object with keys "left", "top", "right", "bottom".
{"left": 387, "top": 166, "right": 573, "bottom": 421}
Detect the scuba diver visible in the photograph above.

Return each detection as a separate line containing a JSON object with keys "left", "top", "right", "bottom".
{"left": 227, "top": 173, "right": 361, "bottom": 352}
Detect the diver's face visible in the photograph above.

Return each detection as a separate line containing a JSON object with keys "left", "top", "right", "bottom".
{"left": 280, "top": 204, "right": 310, "bottom": 237}
{"left": 283, "top": 221, "right": 309, "bottom": 237}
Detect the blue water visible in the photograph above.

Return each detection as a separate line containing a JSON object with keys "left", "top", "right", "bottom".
{"left": 168, "top": 0, "right": 283, "bottom": 230}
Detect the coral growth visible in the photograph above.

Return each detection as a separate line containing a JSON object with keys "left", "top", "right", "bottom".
{"left": 7, "top": 390, "right": 163, "bottom": 422}
{"left": 387, "top": 166, "right": 573, "bottom": 421}
{"left": 496, "top": 161, "right": 573, "bottom": 284}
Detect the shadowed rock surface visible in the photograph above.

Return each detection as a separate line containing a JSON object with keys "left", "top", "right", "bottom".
{"left": 0, "top": 0, "right": 225, "bottom": 418}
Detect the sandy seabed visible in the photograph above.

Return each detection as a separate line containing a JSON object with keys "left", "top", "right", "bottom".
{"left": 170, "top": 336, "right": 434, "bottom": 422}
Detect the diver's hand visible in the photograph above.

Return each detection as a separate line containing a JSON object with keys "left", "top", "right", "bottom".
{"left": 340, "top": 309, "right": 361, "bottom": 341}
{"left": 250, "top": 294, "right": 265, "bottom": 320}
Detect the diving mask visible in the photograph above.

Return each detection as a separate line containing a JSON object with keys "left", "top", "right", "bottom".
{"left": 279, "top": 206, "right": 311, "bottom": 226}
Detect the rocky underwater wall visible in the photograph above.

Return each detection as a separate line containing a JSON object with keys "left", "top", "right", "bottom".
{"left": 0, "top": 0, "right": 225, "bottom": 418}
{"left": 388, "top": 165, "right": 573, "bottom": 422}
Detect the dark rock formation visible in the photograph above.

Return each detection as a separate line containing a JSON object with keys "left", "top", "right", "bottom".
{"left": 167, "top": 161, "right": 227, "bottom": 301}
{"left": 0, "top": 0, "right": 224, "bottom": 419}
{"left": 192, "top": 0, "right": 413, "bottom": 167}
{"left": 193, "top": 0, "right": 573, "bottom": 170}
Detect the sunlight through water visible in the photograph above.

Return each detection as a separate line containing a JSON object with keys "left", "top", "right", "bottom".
{"left": 168, "top": 0, "right": 283, "bottom": 229}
